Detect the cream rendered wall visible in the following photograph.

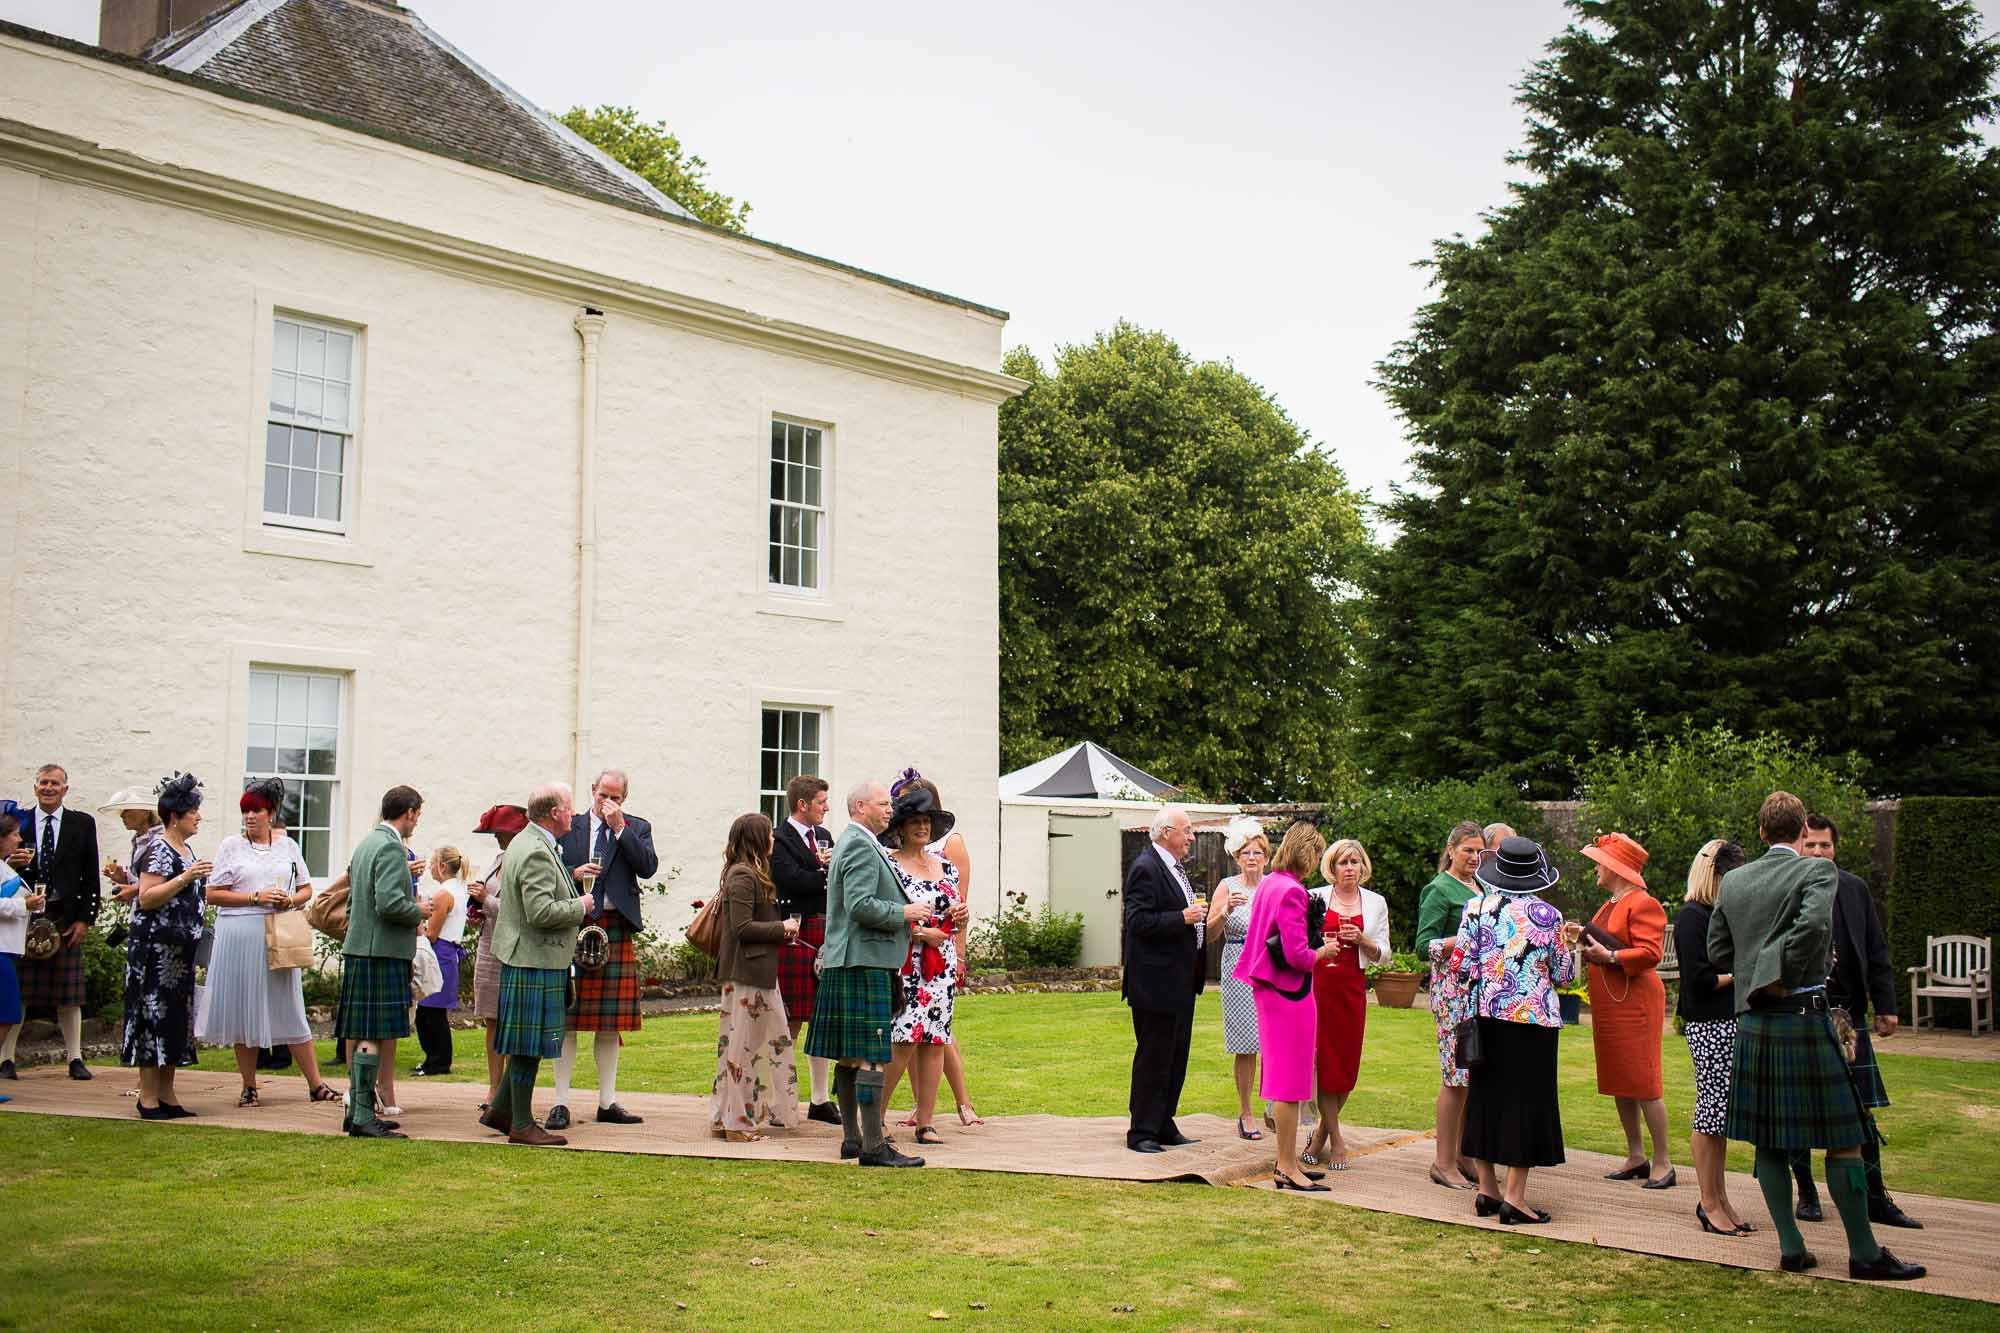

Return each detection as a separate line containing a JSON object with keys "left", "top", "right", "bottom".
{"left": 0, "top": 34, "right": 1005, "bottom": 926}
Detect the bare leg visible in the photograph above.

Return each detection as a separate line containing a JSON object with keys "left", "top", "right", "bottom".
{"left": 942, "top": 1039, "right": 974, "bottom": 1118}
{"left": 287, "top": 1040, "right": 329, "bottom": 1095}
{"left": 1641, "top": 1097, "right": 1673, "bottom": 1177}
{"left": 884, "top": 1043, "right": 913, "bottom": 1115}
{"left": 376, "top": 1037, "right": 398, "bottom": 1107}
{"left": 1614, "top": 1096, "right": 1646, "bottom": 1168}
{"left": 1433, "top": 1082, "right": 1468, "bottom": 1173}
{"left": 913, "top": 1045, "right": 945, "bottom": 1130}
{"left": 161, "top": 1067, "right": 181, "bottom": 1107}
{"left": 1323, "top": 1090, "right": 1351, "bottom": 1162}
{"left": 1692, "top": 1130, "right": 1744, "bottom": 1228}
{"left": 1233, "top": 1054, "right": 1257, "bottom": 1123}
{"left": 231, "top": 1044, "right": 259, "bottom": 1094}
{"left": 1503, "top": 1165, "right": 1534, "bottom": 1212}
{"left": 1474, "top": 1157, "right": 1499, "bottom": 1199}
{"left": 1273, "top": 1100, "right": 1309, "bottom": 1185}
{"left": 138, "top": 1065, "right": 163, "bottom": 1109}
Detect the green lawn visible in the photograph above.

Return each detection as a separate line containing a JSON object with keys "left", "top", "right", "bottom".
{"left": 8, "top": 992, "right": 1994, "bottom": 1331}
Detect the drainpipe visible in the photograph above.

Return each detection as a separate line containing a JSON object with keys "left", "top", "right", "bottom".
{"left": 572, "top": 308, "right": 606, "bottom": 795}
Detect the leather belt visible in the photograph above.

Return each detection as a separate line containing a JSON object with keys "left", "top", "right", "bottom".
{"left": 1749, "top": 990, "right": 1829, "bottom": 1014}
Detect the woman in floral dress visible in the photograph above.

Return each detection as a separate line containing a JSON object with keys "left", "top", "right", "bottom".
{"left": 122, "top": 773, "right": 210, "bottom": 1119}
{"left": 882, "top": 788, "right": 962, "bottom": 1146}
{"left": 709, "top": 813, "right": 801, "bottom": 1141}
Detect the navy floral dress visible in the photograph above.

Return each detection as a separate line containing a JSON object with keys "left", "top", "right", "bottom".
{"left": 121, "top": 839, "right": 205, "bottom": 1068}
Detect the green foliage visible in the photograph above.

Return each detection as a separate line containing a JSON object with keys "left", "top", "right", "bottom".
{"left": 1320, "top": 774, "right": 1545, "bottom": 948}
{"left": 80, "top": 909, "right": 128, "bottom": 1022}
{"left": 1887, "top": 797, "right": 2000, "bottom": 1026}
{"left": 1577, "top": 723, "right": 1871, "bottom": 912}
{"left": 634, "top": 929, "right": 714, "bottom": 983}
{"left": 557, "top": 105, "right": 751, "bottom": 232}
{"left": 967, "top": 892, "right": 1085, "bottom": 970}
{"left": 1364, "top": 951, "right": 1426, "bottom": 979}
{"left": 999, "top": 323, "right": 1370, "bottom": 801}
{"left": 301, "top": 965, "right": 341, "bottom": 1009}
{"left": 1363, "top": 0, "right": 2000, "bottom": 798}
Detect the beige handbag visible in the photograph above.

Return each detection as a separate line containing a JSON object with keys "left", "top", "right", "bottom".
{"left": 264, "top": 864, "right": 314, "bottom": 970}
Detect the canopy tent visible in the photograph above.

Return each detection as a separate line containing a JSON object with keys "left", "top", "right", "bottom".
{"left": 998, "top": 741, "right": 1178, "bottom": 801}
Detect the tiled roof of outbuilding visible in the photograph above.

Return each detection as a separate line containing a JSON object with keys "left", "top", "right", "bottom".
{"left": 146, "top": 0, "right": 688, "bottom": 219}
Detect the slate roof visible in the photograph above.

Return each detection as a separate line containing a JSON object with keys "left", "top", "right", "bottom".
{"left": 145, "top": 0, "right": 688, "bottom": 219}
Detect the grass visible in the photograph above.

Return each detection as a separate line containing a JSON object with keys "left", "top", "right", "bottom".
{"left": 9, "top": 992, "right": 1995, "bottom": 1331}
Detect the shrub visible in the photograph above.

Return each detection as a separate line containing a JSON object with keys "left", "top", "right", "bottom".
{"left": 1319, "top": 775, "right": 1544, "bottom": 951}
{"left": 967, "top": 892, "right": 1084, "bottom": 970}
{"left": 1887, "top": 797, "right": 2000, "bottom": 1027}
{"left": 81, "top": 907, "right": 129, "bottom": 1022}
{"left": 633, "top": 929, "right": 714, "bottom": 983}
{"left": 1577, "top": 722, "right": 1871, "bottom": 914}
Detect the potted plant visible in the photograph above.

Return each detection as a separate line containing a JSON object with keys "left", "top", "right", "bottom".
{"left": 1367, "top": 951, "right": 1427, "bottom": 1008}
{"left": 1557, "top": 980, "right": 1591, "bottom": 1025}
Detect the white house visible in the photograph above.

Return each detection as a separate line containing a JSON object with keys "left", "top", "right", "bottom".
{"left": 0, "top": 0, "right": 1018, "bottom": 923}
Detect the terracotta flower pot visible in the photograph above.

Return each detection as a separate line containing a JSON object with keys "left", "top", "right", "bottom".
{"left": 1371, "top": 971, "right": 1423, "bottom": 1009}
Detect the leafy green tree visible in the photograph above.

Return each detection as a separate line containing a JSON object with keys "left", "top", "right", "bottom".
{"left": 1363, "top": 0, "right": 2000, "bottom": 798}
{"left": 1000, "top": 323, "right": 1369, "bottom": 803}
{"left": 559, "top": 104, "right": 750, "bottom": 232}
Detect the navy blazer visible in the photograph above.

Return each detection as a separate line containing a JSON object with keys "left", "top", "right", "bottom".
{"left": 559, "top": 812, "right": 659, "bottom": 931}
{"left": 1121, "top": 846, "right": 1204, "bottom": 1012}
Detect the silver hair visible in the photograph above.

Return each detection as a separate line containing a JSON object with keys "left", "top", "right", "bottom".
{"left": 846, "top": 779, "right": 887, "bottom": 815}
{"left": 592, "top": 768, "right": 629, "bottom": 797}
{"left": 1483, "top": 822, "right": 1515, "bottom": 846}
{"left": 1149, "top": 804, "right": 1190, "bottom": 841}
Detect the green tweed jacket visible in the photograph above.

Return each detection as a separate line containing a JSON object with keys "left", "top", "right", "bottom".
{"left": 493, "top": 825, "right": 589, "bottom": 971}
{"left": 815, "top": 822, "right": 910, "bottom": 972}
{"left": 343, "top": 823, "right": 424, "bottom": 960}
{"left": 1706, "top": 846, "right": 1838, "bottom": 1016}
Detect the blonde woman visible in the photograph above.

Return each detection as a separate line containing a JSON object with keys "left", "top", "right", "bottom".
{"left": 1679, "top": 838, "right": 1752, "bottom": 1235}
{"left": 1210, "top": 816, "right": 1270, "bottom": 1139}
{"left": 1303, "top": 838, "right": 1389, "bottom": 1168}
{"left": 412, "top": 846, "right": 469, "bottom": 1076}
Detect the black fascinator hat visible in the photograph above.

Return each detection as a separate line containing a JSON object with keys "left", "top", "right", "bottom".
{"left": 155, "top": 771, "right": 204, "bottom": 820}
{"left": 879, "top": 786, "right": 956, "bottom": 848}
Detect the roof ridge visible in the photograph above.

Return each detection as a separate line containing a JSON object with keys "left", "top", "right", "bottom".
{"left": 147, "top": 0, "right": 282, "bottom": 69}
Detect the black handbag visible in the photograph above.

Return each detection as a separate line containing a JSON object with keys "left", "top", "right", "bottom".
{"left": 1453, "top": 897, "right": 1499, "bottom": 1070}
{"left": 1263, "top": 892, "right": 1326, "bottom": 1003}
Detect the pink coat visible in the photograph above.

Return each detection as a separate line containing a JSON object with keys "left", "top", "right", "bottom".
{"left": 1232, "top": 872, "right": 1317, "bottom": 992}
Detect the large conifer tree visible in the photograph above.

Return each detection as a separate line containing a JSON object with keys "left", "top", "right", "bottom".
{"left": 1365, "top": 0, "right": 2000, "bottom": 797}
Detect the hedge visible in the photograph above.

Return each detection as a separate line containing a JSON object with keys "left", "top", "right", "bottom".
{"left": 1888, "top": 796, "right": 2000, "bottom": 1026}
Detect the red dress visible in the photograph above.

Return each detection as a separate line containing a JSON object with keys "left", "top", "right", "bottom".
{"left": 1313, "top": 909, "right": 1367, "bottom": 1095}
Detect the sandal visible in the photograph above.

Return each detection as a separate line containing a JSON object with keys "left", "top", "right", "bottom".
{"left": 723, "top": 1129, "right": 767, "bottom": 1143}
{"left": 914, "top": 1126, "right": 943, "bottom": 1145}
{"left": 238, "top": 1086, "right": 260, "bottom": 1108}
{"left": 309, "top": 1084, "right": 345, "bottom": 1104}
{"left": 1237, "top": 1118, "right": 1264, "bottom": 1141}
{"left": 1300, "top": 1150, "right": 1321, "bottom": 1167}
{"left": 956, "top": 1104, "right": 985, "bottom": 1127}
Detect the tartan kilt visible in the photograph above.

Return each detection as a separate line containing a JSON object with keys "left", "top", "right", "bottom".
{"left": 495, "top": 963, "right": 569, "bottom": 1058}
{"left": 1727, "top": 1008, "right": 1868, "bottom": 1150}
{"left": 332, "top": 955, "right": 413, "bottom": 1040}
{"left": 802, "top": 966, "right": 893, "bottom": 1064}
{"left": 776, "top": 915, "right": 824, "bottom": 1026}
{"left": 18, "top": 938, "right": 86, "bottom": 1011}
{"left": 568, "top": 912, "right": 641, "bottom": 1032}
{"left": 1849, "top": 1026, "right": 1890, "bottom": 1109}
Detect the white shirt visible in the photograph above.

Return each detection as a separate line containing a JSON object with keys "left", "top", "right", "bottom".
{"left": 425, "top": 877, "right": 469, "bottom": 945}
{"left": 33, "top": 805, "right": 61, "bottom": 856}
{"left": 1154, "top": 842, "right": 1202, "bottom": 947}
{"left": 786, "top": 816, "right": 819, "bottom": 850}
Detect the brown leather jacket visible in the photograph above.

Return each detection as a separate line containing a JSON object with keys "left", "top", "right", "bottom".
{"left": 716, "top": 862, "right": 787, "bottom": 989}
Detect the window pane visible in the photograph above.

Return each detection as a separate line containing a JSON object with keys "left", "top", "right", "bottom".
{"left": 264, "top": 465, "right": 288, "bottom": 514}
{"left": 295, "top": 378, "right": 323, "bottom": 423}
{"left": 306, "top": 725, "right": 338, "bottom": 757}
{"left": 307, "top": 745, "right": 338, "bottom": 776}
{"left": 289, "top": 470, "right": 317, "bottom": 518}
{"left": 779, "top": 751, "right": 801, "bottom": 785}
{"left": 800, "top": 545, "right": 816, "bottom": 590}
{"left": 247, "top": 745, "right": 276, "bottom": 774}
{"left": 788, "top": 462, "right": 805, "bottom": 504}
{"left": 276, "top": 725, "right": 308, "bottom": 774}
{"left": 325, "top": 331, "right": 353, "bottom": 380}
{"left": 266, "top": 423, "right": 290, "bottom": 464}
{"left": 320, "top": 434, "right": 343, "bottom": 474}
{"left": 299, "top": 830, "right": 329, "bottom": 880}
{"left": 801, "top": 711, "right": 820, "bottom": 750}
{"left": 770, "top": 458, "right": 784, "bottom": 500}
{"left": 323, "top": 383, "right": 349, "bottom": 431}
{"left": 760, "top": 750, "right": 780, "bottom": 791}
{"left": 803, "top": 429, "right": 821, "bottom": 469}
{"left": 761, "top": 709, "right": 779, "bottom": 747}
{"left": 297, "top": 325, "right": 325, "bottom": 377}
{"left": 278, "top": 782, "right": 304, "bottom": 830}
{"left": 781, "top": 709, "right": 799, "bottom": 750}
{"left": 248, "top": 672, "right": 278, "bottom": 722}
{"left": 768, "top": 544, "right": 782, "bottom": 584}
{"left": 273, "top": 318, "right": 298, "bottom": 372}
{"left": 800, "top": 510, "right": 819, "bottom": 556}
{"left": 308, "top": 675, "right": 339, "bottom": 725}
{"left": 291, "top": 430, "right": 318, "bottom": 468}
{"left": 302, "top": 781, "right": 332, "bottom": 830}
{"left": 784, "top": 507, "right": 802, "bottom": 546}
{"left": 781, "top": 545, "right": 799, "bottom": 586}
{"left": 804, "top": 466, "right": 820, "bottom": 507}
{"left": 771, "top": 419, "right": 786, "bottom": 455}
{"left": 318, "top": 473, "right": 341, "bottom": 521}
{"left": 270, "top": 372, "right": 295, "bottom": 415}
{"left": 277, "top": 673, "right": 308, "bottom": 722}
{"left": 789, "top": 422, "right": 806, "bottom": 464}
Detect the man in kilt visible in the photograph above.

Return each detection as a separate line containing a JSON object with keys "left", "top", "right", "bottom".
{"left": 336, "top": 785, "right": 426, "bottom": 1139}
{"left": 1788, "top": 813, "right": 1922, "bottom": 1229}
{"left": 771, "top": 773, "right": 840, "bottom": 1124}
{"left": 1707, "top": 791, "right": 1923, "bottom": 1281}
{"left": 547, "top": 769, "right": 657, "bottom": 1130}
{"left": 490, "top": 783, "right": 595, "bottom": 1146}
{"left": 0, "top": 764, "right": 101, "bottom": 1081}
{"left": 805, "top": 780, "right": 925, "bottom": 1167}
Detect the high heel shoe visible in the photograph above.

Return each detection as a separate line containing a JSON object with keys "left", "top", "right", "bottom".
{"left": 956, "top": 1104, "right": 985, "bottom": 1127}
{"left": 1604, "top": 1160, "right": 1649, "bottom": 1180}
{"left": 1237, "top": 1118, "right": 1264, "bottom": 1141}
{"left": 1430, "top": 1165, "right": 1470, "bottom": 1190}
{"left": 1474, "top": 1193, "right": 1502, "bottom": 1217}
{"left": 1697, "top": 1203, "right": 1743, "bottom": 1238}
{"left": 1499, "top": 1201, "right": 1551, "bottom": 1225}
{"left": 1642, "top": 1167, "right": 1678, "bottom": 1191}
{"left": 1274, "top": 1172, "right": 1330, "bottom": 1193}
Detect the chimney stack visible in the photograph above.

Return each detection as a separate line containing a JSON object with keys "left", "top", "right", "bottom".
{"left": 99, "top": 0, "right": 242, "bottom": 57}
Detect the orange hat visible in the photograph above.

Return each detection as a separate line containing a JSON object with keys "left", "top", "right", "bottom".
{"left": 1582, "top": 832, "right": 1649, "bottom": 890}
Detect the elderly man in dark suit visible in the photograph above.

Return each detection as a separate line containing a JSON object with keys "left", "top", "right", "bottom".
{"left": 547, "top": 767, "right": 658, "bottom": 1131}
{"left": 1, "top": 763, "right": 102, "bottom": 1080}
{"left": 1788, "top": 813, "right": 1921, "bottom": 1229}
{"left": 1708, "top": 791, "right": 1922, "bottom": 1282}
{"left": 1122, "top": 804, "right": 1207, "bottom": 1154}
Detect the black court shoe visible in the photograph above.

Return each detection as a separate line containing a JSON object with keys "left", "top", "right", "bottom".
{"left": 1696, "top": 1204, "right": 1742, "bottom": 1237}
{"left": 1498, "top": 1201, "right": 1551, "bottom": 1225}
{"left": 1274, "top": 1173, "right": 1330, "bottom": 1193}
{"left": 1779, "top": 1250, "right": 1819, "bottom": 1274}
{"left": 1474, "top": 1193, "right": 1502, "bottom": 1217}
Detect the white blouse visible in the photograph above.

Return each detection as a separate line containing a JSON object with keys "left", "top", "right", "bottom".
{"left": 207, "top": 833, "right": 311, "bottom": 918}
{"left": 424, "top": 877, "right": 469, "bottom": 945}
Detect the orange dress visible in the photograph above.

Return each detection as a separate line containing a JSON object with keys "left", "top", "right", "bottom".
{"left": 1587, "top": 890, "right": 1667, "bottom": 1099}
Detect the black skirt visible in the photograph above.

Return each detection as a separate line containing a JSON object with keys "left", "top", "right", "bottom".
{"left": 1462, "top": 1018, "right": 1565, "bottom": 1168}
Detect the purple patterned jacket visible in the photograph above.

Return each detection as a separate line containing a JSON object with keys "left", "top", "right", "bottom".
{"left": 1449, "top": 891, "right": 1577, "bottom": 1028}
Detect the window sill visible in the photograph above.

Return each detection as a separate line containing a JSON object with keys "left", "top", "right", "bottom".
{"left": 758, "top": 595, "right": 843, "bottom": 623}
{"left": 243, "top": 527, "right": 374, "bottom": 568}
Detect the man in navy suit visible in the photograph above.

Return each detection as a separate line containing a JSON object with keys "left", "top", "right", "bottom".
{"left": 545, "top": 768, "right": 658, "bottom": 1130}
{"left": 1122, "top": 805, "right": 1206, "bottom": 1152}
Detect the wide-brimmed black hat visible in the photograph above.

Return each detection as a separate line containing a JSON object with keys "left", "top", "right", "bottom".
{"left": 880, "top": 787, "right": 956, "bottom": 848}
{"left": 1474, "top": 835, "right": 1560, "bottom": 895}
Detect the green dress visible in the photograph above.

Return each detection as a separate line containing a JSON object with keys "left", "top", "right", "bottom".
{"left": 1414, "top": 871, "right": 1476, "bottom": 962}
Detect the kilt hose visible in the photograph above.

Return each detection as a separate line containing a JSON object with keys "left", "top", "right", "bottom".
{"left": 19, "top": 938, "right": 86, "bottom": 1013}
{"left": 1727, "top": 1006, "right": 1870, "bottom": 1151}
{"left": 568, "top": 910, "right": 641, "bottom": 1033}
{"left": 496, "top": 963, "right": 569, "bottom": 1058}
{"left": 776, "top": 914, "right": 824, "bottom": 1028}
{"left": 332, "top": 955, "right": 413, "bottom": 1041}
{"left": 802, "top": 966, "right": 894, "bottom": 1065}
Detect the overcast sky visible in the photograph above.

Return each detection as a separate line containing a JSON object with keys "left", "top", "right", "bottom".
{"left": 6, "top": 0, "right": 1998, "bottom": 509}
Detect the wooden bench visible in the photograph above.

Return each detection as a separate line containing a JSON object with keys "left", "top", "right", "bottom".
{"left": 1908, "top": 934, "right": 1993, "bottom": 1034}
{"left": 1657, "top": 922, "right": 1680, "bottom": 985}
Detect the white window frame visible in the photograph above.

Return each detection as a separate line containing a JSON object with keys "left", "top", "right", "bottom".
{"left": 262, "top": 312, "right": 360, "bottom": 537}
{"left": 766, "top": 415, "right": 830, "bottom": 597}
{"left": 243, "top": 665, "right": 347, "bottom": 880}
{"left": 758, "top": 704, "right": 828, "bottom": 826}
